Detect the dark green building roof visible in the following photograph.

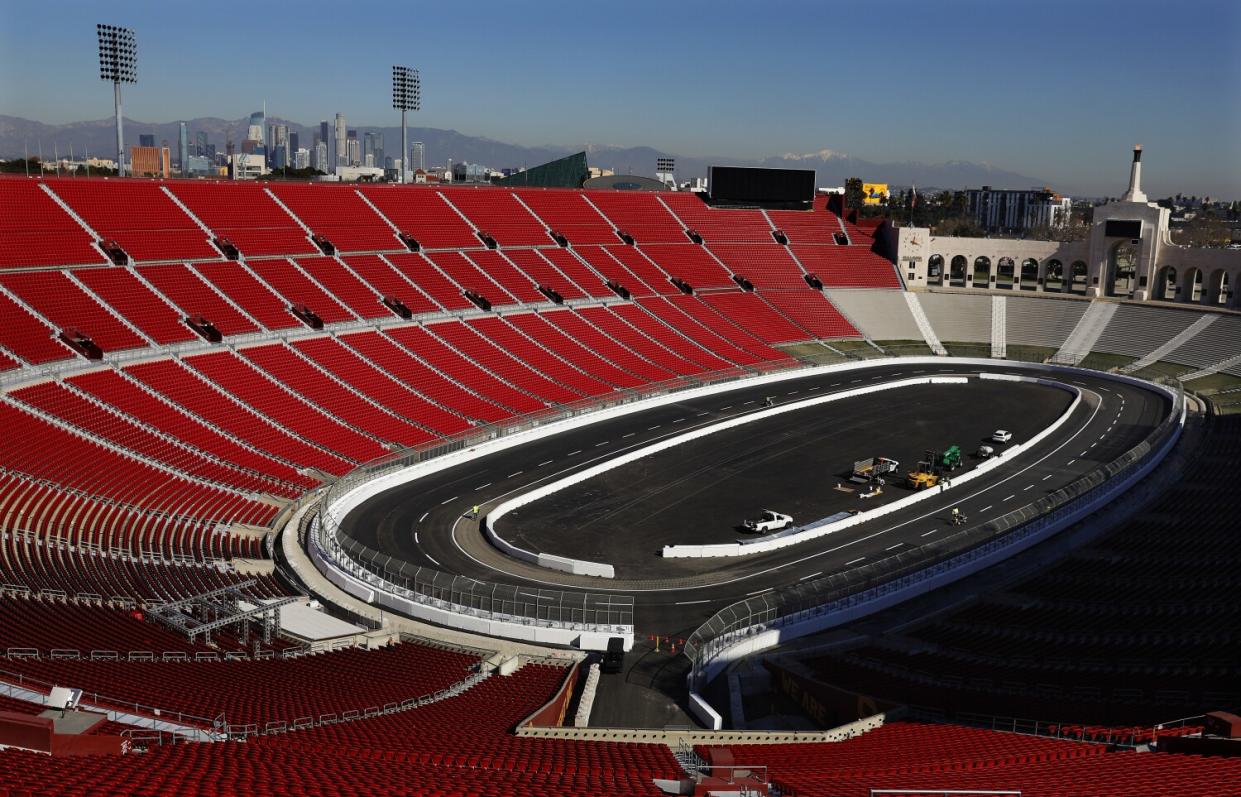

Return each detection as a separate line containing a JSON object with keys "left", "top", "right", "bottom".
{"left": 497, "top": 151, "right": 589, "bottom": 188}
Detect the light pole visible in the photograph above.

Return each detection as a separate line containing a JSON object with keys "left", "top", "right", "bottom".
{"left": 392, "top": 65, "right": 420, "bottom": 184}
{"left": 97, "top": 24, "right": 137, "bottom": 177}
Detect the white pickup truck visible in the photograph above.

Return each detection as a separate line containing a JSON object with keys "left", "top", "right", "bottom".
{"left": 742, "top": 510, "right": 793, "bottom": 534}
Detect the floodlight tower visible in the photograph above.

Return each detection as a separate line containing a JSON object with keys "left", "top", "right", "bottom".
{"left": 97, "top": 24, "right": 137, "bottom": 177}
{"left": 392, "top": 65, "right": 421, "bottom": 184}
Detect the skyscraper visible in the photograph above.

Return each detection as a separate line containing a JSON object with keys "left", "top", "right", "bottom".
{"left": 139, "top": 133, "right": 155, "bottom": 148}
{"left": 178, "top": 122, "right": 189, "bottom": 176}
{"left": 412, "top": 141, "right": 425, "bottom": 171}
{"left": 195, "top": 131, "right": 208, "bottom": 157}
{"left": 334, "top": 114, "right": 347, "bottom": 169}
{"left": 289, "top": 131, "right": 299, "bottom": 156}
{"left": 247, "top": 110, "right": 265, "bottom": 144}
{"left": 320, "top": 120, "right": 330, "bottom": 165}
{"left": 268, "top": 123, "right": 288, "bottom": 167}
{"left": 347, "top": 130, "right": 360, "bottom": 167}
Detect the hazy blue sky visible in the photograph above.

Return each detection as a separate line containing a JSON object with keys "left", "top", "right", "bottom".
{"left": 1, "top": 0, "right": 1238, "bottom": 196}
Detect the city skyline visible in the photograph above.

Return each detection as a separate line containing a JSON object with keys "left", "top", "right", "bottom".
{"left": 1, "top": 0, "right": 1238, "bottom": 196}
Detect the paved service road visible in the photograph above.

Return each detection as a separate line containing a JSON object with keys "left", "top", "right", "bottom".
{"left": 339, "top": 363, "right": 1168, "bottom": 636}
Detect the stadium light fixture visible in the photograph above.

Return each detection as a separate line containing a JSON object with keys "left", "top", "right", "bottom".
{"left": 392, "top": 65, "right": 420, "bottom": 183}
{"left": 97, "top": 24, "right": 137, "bottom": 177}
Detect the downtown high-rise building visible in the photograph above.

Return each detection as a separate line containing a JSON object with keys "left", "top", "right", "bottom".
{"left": 334, "top": 114, "right": 347, "bottom": 169}
{"left": 289, "top": 131, "right": 299, "bottom": 156}
{"left": 363, "top": 131, "right": 383, "bottom": 170}
{"left": 139, "top": 133, "right": 155, "bottom": 148}
{"left": 268, "top": 123, "right": 289, "bottom": 167}
{"left": 195, "top": 130, "right": 208, "bottom": 157}
{"left": 319, "top": 120, "right": 330, "bottom": 164}
{"left": 311, "top": 141, "right": 328, "bottom": 172}
{"left": 178, "top": 122, "right": 189, "bottom": 176}
{"left": 411, "top": 141, "right": 425, "bottom": 171}
{"left": 347, "top": 131, "right": 361, "bottom": 167}
{"left": 246, "top": 110, "right": 265, "bottom": 144}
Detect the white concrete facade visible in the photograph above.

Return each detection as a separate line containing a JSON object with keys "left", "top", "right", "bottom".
{"left": 897, "top": 148, "right": 1241, "bottom": 309}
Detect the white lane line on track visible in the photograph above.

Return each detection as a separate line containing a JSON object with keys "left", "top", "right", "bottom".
{"left": 538, "top": 460, "right": 553, "bottom": 467}
{"left": 414, "top": 532, "right": 419, "bottom": 544}
{"left": 720, "top": 406, "right": 732, "bottom": 411}
{"left": 788, "top": 390, "right": 799, "bottom": 394}
{"left": 1023, "top": 485, "right": 1033, "bottom": 491}
{"left": 830, "top": 382, "right": 841, "bottom": 386}
{"left": 475, "top": 482, "right": 491, "bottom": 491}
{"left": 809, "top": 387, "right": 820, "bottom": 391}
{"left": 595, "top": 441, "right": 608, "bottom": 447}
{"left": 845, "top": 557, "right": 866, "bottom": 566}
{"left": 450, "top": 382, "right": 1112, "bottom": 595}
{"left": 622, "top": 432, "right": 636, "bottom": 438}
{"left": 1066, "top": 459, "right": 1077, "bottom": 466}
{"left": 697, "top": 412, "right": 710, "bottom": 417}
{"left": 648, "top": 425, "right": 661, "bottom": 430}
{"left": 886, "top": 543, "right": 904, "bottom": 551}
{"left": 508, "top": 471, "right": 523, "bottom": 478}
{"left": 1043, "top": 474, "right": 1053, "bottom": 481}
{"left": 418, "top": 512, "right": 428, "bottom": 523}
{"left": 440, "top": 496, "right": 457, "bottom": 505}
{"left": 567, "top": 450, "right": 581, "bottom": 456}
{"left": 743, "top": 401, "right": 755, "bottom": 405}
{"left": 747, "top": 587, "right": 774, "bottom": 596}
{"left": 1003, "top": 494, "right": 1015, "bottom": 501}
{"left": 980, "top": 505, "right": 993, "bottom": 512}
{"left": 799, "top": 571, "right": 823, "bottom": 581}
{"left": 850, "top": 379, "right": 862, "bottom": 383}
{"left": 673, "top": 418, "right": 685, "bottom": 423}
{"left": 675, "top": 599, "right": 710, "bottom": 606}
{"left": 921, "top": 529, "right": 938, "bottom": 537}
{"left": 424, "top": 553, "right": 440, "bottom": 566}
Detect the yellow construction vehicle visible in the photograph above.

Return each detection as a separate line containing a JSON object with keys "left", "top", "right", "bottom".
{"left": 906, "top": 450, "right": 942, "bottom": 490}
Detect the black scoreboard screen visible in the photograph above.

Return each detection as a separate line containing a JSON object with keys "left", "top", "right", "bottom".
{"left": 708, "top": 166, "right": 815, "bottom": 205}
{"left": 1105, "top": 220, "right": 1142, "bottom": 239}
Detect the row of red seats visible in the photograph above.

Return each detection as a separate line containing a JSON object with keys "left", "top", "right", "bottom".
{"left": 3, "top": 640, "right": 480, "bottom": 727}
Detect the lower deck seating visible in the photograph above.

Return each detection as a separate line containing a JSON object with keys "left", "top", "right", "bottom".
{"left": 1, "top": 640, "right": 479, "bottom": 728}
{"left": 709, "top": 722, "right": 1240, "bottom": 797}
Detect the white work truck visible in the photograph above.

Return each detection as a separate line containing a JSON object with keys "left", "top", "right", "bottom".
{"left": 742, "top": 509, "right": 794, "bottom": 534}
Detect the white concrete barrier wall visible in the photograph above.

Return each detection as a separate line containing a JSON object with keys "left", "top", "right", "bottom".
{"left": 688, "top": 690, "right": 724, "bottom": 731}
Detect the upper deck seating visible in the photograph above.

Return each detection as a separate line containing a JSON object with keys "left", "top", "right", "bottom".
{"left": 515, "top": 189, "right": 618, "bottom": 245}
{"left": 167, "top": 181, "right": 316, "bottom": 258}
{"left": 48, "top": 181, "right": 218, "bottom": 263}
{"left": 267, "top": 183, "right": 402, "bottom": 253}
{"left": 0, "top": 180, "right": 105, "bottom": 269}
{"left": 357, "top": 186, "right": 480, "bottom": 250}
